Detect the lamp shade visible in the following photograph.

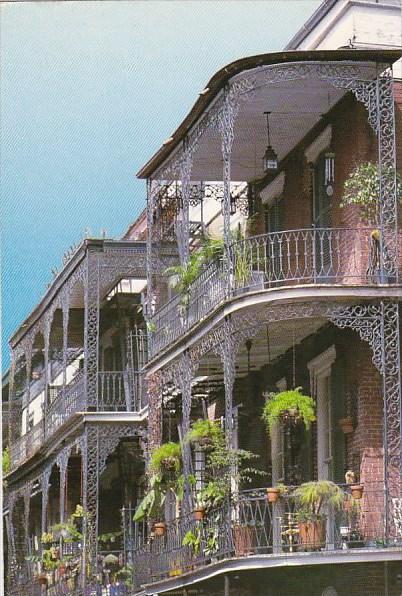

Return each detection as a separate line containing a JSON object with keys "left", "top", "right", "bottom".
{"left": 263, "top": 145, "right": 278, "bottom": 173}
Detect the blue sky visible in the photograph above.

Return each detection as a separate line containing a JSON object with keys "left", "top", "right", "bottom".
{"left": 1, "top": 0, "right": 321, "bottom": 368}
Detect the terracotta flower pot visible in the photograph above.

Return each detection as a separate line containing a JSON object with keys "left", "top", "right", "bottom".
{"left": 339, "top": 416, "right": 354, "bottom": 434}
{"left": 298, "top": 519, "right": 326, "bottom": 550}
{"left": 266, "top": 488, "right": 280, "bottom": 503}
{"left": 350, "top": 484, "right": 364, "bottom": 499}
{"left": 194, "top": 506, "right": 205, "bottom": 521}
{"left": 154, "top": 521, "right": 167, "bottom": 537}
{"left": 38, "top": 574, "right": 48, "bottom": 586}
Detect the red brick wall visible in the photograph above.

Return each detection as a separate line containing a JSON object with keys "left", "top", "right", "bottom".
{"left": 253, "top": 87, "right": 402, "bottom": 233}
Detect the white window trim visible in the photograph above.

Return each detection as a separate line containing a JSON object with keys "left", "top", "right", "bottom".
{"left": 308, "top": 346, "right": 336, "bottom": 480}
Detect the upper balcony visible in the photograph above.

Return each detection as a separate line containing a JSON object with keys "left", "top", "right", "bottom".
{"left": 7, "top": 238, "right": 177, "bottom": 474}
{"left": 138, "top": 49, "right": 402, "bottom": 362}
{"left": 148, "top": 225, "right": 402, "bottom": 358}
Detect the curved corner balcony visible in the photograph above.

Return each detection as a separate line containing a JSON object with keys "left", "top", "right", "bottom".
{"left": 149, "top": 227, "right": 399, "bottom": 358}
{"left": 130, "top": 484, "right": 398, "bottom": 592}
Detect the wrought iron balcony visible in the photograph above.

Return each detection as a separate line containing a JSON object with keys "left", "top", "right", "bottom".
{"left": 8, "top": 369, "right": 145, "bottom": 471}
{"left": 149, "top": 226, "right": 395, "bottom": 357}
{"left": 129, "top": 484, "right": 395, "bottom": 589}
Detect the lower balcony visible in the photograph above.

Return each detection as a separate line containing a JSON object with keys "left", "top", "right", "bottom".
{"left": 149, "top": 226, "right": 398, "bottom": 358}
{"left": 130, "top": 484, "right": 400, "bottom": 591}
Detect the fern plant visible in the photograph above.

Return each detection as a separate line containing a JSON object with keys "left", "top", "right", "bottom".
{"left": 293, "top": 480, "right": 345, "bottom": 522}
{"left": 150, "top": 442, "right": 182, "bottom": 474}
{"left": 184, "top": 419, "right": 224, "bottom": 446}
{"left": 262, "top": 387, "right": 316, "bottom": 433}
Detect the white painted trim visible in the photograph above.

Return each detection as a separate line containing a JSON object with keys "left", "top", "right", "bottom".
{"left": 307, "top": 345, "right": 336, "bottom": 377}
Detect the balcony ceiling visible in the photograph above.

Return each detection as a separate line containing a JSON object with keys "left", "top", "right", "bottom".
{"left": 192, "top": 75, "right": 347, "bottom": 181}
{"left": 137, "top": 50, "right": 402, "bottom": 181}
{"left": 191, "top": 316, "right": 327, "bottom": 395}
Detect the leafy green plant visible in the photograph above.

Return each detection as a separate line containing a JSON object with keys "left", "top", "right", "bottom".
{"left": 262, "top": 387, "right": 316, "bottom": 433}
{"left": 184, "top": 419, "right": 224, "bottom": 446}
{"left": 341, "top": 161, "right": 402, "bottom": 225}
{"left": 51, "top": 521, "right": 82, "bottom": 542}
{"left": 204, "top": 527, "right": 219, "bottom": 557}
{"left": 182, "top": 528, "right": 202, "bottom": 555}
{"left": 115, "top": 564, "right": 134, "bottom": 587}
{"left": 150, "top": 442, "right": 182, "bottom": 474}
{"left": 98, "top": 530, "right": 122, "bottom": 545}
{"left": 133, "top": 473, "right": 165, "bottom": 522}
{"left": 2, "top": 447, "right": 10, "bottom": 475}
{"left": 165, "top": 251, "right": 204, "bottom": 308}
{"left": 41, "top": 532, "right": 54, "bottom": 544}
{"left": 293, "top": 480, "right": 345, "bottom": 522}
{"left": 146, "top": 321, "right": 157, "bottom": 333}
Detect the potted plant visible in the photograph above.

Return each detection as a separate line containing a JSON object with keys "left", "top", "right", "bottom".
{"left": 350, "top": 484, "right": 364, "bottom": 500}
{"left": 341, "top": 161, "right": 402, "bottom": 281}
{"left": 266, "top": 483, "right": 287, "bottom": 504}
{"left": 262, "top": 387, "right": 316, "bottom": 434}
{"left": 194, "top": 496, "right": 206, "bottom": 521}
{"left": 293, "top": 481, "right": 344, "bottom": 550}
{"left": 150, "top": 442, "right": 182, "bottom": 475}
{"left": 341, "top": 162, "right": 402, "bottom": 228}
{"left": 153, "top": 521, "right": 167, "bottom": 537}
{"left": 164, "top": 251, "right": 204, "bottom": 313}
{"left": 339, "top": 416, "right": 354, "bottom": 435}
{"left": 185, "top": 419, "right": 223, "bottom": 449}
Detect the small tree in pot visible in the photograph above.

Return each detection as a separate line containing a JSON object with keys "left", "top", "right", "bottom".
{"left": 293, "top": 480, "right": 344, "bottom": 550}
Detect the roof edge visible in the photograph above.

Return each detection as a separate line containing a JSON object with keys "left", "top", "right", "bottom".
{"left": 136, "top": 49, "right": 402, "bottom": 179}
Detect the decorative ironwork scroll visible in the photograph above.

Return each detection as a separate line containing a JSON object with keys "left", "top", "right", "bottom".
{"left": 84, "top": 249, "right": 100, "bottom": 409}
{"left": 56, "top": 444, "right": 72, "bottom": 523}
{"left": 82, "top": 423, "right": 146, "bottom": 586}
{"left": 41, "top": 465, "right": 52, "bottom": 535}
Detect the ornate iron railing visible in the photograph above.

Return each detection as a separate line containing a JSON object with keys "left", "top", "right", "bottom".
{"left": 148, "top": 226, "right": 390, "bottom": 356}
{"left": 9, "top": 420, "right": 43, "bottom": 471}
{"left": 45, "top": 372, "right": 85, "bottom": 437}
{"left": 149, "top": 258, "right": 226, "bottom": 356}
{"left": 98, "top": 370, "right": 145, "bottom": 411}
{"left": 129, "top": 484, "right": 390, "bottom": 589}
{"left": 9, "top": 369, "right": 145, "bottom": 470}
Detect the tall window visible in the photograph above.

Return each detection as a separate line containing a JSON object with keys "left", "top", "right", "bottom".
{"left": 308, "top": 346, "right": 336, "bottom": 480}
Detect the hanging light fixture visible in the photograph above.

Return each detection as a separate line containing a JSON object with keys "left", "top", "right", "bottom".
{"left": 230, "top": 192, "right": 237, "bottom": 215}
{"left": 262, "top": 111, "right": 278, "bottom": 173}
{"left": 324, "top": 150, "right": 335, "bottom": 197}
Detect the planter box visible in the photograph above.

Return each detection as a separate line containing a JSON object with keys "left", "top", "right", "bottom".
{"left": 298, "top": 519, "right": 326, "bottom": 550}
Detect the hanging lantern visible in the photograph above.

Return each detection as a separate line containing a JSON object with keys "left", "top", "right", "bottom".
{"left": 230, "top": 192, "right": 237, "bottom": 215}
{"left": 263, "top": 111, "right": 278, "bottom": 173}
{"left": 324, "top": 150, "right": 335, "bottom": 196}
